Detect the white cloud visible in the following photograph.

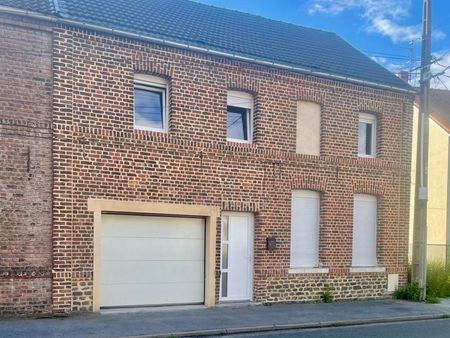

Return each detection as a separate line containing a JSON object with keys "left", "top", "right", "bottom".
{"left": 308, "top": 0, "right": 408, "bottom": 17}
{"left": 370, "top": 56, "right": 387, "bottom": 64}
{"left": 307, "top": 0, "right": 445, "bottom": 43}
{"left": 370, "top": 55, "right": 404, "bottom": 73}
{"left": 368, "top": 17, "right": 421, "bottom": 43}
{"left": 430, "top": 51, "right": 450, "bottom": 89}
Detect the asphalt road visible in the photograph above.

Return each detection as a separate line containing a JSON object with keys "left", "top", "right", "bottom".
{"left": 225, "top": 319, "right": 450, "bottom": 338}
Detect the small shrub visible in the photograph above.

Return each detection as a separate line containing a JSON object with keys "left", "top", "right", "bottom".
{"left": 426, "top": 295, "right": 440, "bottom": 304}
{"left": 393, "top": 283, "right": 421, "bottom": 301}
{"left": 321, "top": 286, "right": 333, "bottom": 303}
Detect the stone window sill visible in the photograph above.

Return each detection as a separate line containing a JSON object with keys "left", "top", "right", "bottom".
{"left": 288, "top": 267, "right": 329, "bottom": 274}
{"left": 350, "top": 267, "right": 386, "bottom": 273}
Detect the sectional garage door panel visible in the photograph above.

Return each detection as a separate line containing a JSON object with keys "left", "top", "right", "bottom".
{"left": 101, "top": 282, "right": 205, "bottom": 308}
{"left": 101, "top": 214, "right": 205, "bottom": 308}
{"left": 102, "top": 237, "right": 204, "bottom": 261}
{"left": 101, "top": 261, "right": 205, "bottom": 285}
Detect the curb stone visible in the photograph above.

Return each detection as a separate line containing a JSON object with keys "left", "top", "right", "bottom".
{"left": 123, "top": 312, "right": 450, "bottom": 338}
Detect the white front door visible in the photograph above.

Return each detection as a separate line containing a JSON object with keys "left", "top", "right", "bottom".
{"left": 220, "top": 212, "right": 253, "bottom": 301}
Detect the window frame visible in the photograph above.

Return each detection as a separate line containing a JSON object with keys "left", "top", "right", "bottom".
{"left": 290, "top": 190, "right": 321, "bottom": 269}
{"left": 133, "top": 76, "right": 169, "bottom": 132}
{"left": 226, "top": 91, "right": 253, "bottom": 144}
{"left": 358, "top": 112, "right": 377, "bottom": 158}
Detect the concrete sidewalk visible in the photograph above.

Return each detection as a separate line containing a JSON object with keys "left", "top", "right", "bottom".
{"left": 1, "top": 300, "right": 450, "bottom": 338}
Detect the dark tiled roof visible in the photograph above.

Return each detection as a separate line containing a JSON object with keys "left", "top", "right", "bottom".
{"left": 0, "top": 0, "right": 413, "bottom": 92}
{"left": 0, "top": 0, "right": 53, "bottom": 14}
{"left": 429, "top": 89, "right": 450, "bottom": 133}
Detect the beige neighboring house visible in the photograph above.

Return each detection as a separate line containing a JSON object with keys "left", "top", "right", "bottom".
{"left": 410, "top": 89, "right": 450, "bottom": 262}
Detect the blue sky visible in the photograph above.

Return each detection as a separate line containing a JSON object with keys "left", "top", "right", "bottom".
{"left": 195, "top": 0, "right": 450, "bottom": 88}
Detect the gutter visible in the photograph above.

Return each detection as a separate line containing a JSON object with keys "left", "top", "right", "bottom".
{"left": 0, "top": 5, "right": 417, "bottom": 95}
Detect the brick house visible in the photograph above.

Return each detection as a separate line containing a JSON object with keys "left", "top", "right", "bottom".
{"left": 0, "top": 0, "right": 415, "bottom": 316}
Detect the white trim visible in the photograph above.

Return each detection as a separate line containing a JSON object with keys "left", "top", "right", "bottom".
{"left": 0, "top": 5, "right": 416, "bottom": 94}
{"left": 288, "top": 267, "right": 329, "bottom": 274}
{"left": 226, "top": 91, "right": 254, "bottom": 144}
{"left": 350, "top": 267, "right": 386, "bottom": 273}
{"left": 219, "top": 212, "right": 254, "bottom": 302}
{"left": 359, "top": 112, "right": 376, "bottom": 124}
{"left": 227, "top": 91, "right": 254, "bottom": 109}
{"left": 133, "top": 76, "right": 169, "bottom": 132}
{"left": 354, "top": 194, "right": 377, "bottom": 202}
{"left": 292, "top": 190, "right": 320, "bottom": 199}
{"left": 227, "top": 137, "right": 252, "bottom": 144}
{"left": 358, "top": 113, "right": 377, "bottom": 158}
{"left": 134, "top": 74, "right": 168, "bottom": 86}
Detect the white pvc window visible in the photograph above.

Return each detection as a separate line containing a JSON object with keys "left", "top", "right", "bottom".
{"left": 290, "top": 190, "right": 320, "bottom": 268}
{"left": 358, "top": 113, "right": 376, "bottom": 157}
{"left": 352, "top": 194, "right": 377, "bottom": 267}
{"left": 134, "top": 75, "right": 169, "bottom": 132}
{"left": 227, "top": 91, "right": 253, "bottom": 143}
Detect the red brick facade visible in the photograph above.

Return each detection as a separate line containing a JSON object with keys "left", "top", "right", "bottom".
{"left": 1, "top": 13, "right": 414, "bottom": 315}
{"left": 50, "top": 26, "right": 413, "bottom": 312}
{"left": 0, "top": 14, "right": 53, "bottom": 316}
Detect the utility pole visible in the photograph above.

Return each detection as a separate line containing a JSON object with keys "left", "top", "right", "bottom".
{"left": 412, "top": 0, "right": 432, "bottom": 301}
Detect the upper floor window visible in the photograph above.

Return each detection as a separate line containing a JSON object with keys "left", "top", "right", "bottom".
{"left": 297, "top": 101, "right": 321, "bottom": 155}
{"left": 358, "top": 113, "right": 376, "bottom": 157}
{"left": 352, "top": 194, "right": 377, "bottom": 267}
{"left": 227, "top": 91, "right": 253, "bottom": 143}
{"left": 134, "top": 74, "right": 169, "bottom": 132}
{"left": 290, "top": 190, "right": 320, "bottom": 268}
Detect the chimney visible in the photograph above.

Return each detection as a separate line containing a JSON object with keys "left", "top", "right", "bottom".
{"left": 395, "top": 71, "right": 409, "bottom": 83}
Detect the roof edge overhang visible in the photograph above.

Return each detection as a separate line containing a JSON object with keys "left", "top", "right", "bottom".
{"left": 430, "top": 112, "right": 450, "bottom": 135}
{"left": 0, "top": 5, "right": 417, "bottom": 95}
{"left": 413, "top": 101, "right": 450, "bottom": 134}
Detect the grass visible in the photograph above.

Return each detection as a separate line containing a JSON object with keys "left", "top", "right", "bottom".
{"left": 426, "top": 260, "right": 450, "bottom": 299}
{"left": 394, "top": 260, "right": 450, "bottom": 303}
{"left": 426, "top": 295, "right": 440, "bottom": 304}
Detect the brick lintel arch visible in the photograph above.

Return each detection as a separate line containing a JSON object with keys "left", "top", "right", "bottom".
{"left": 352, "top": 179, "right": 386, "bottom": 196}
{"left": 291, "top": 175, "right": 328, "bottom": 193}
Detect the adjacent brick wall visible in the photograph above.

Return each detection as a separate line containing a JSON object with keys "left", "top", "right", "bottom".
{"left": 51, "top": 27, "right": 413, "bottom": 312}
{"left": 0, "top": 14, "right": 53, "bottom": 316}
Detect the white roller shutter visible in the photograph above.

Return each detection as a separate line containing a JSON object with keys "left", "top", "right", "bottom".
{"left": 290, "top": 190, "right": 320, "bottom": 268}
{"left": 101, "top": 214, "right": 205, "bottom": 308}
{"left": 352, "top": 194, "right": 377, "bottom": 267}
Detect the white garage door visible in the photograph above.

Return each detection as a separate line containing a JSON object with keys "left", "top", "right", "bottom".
{"left": 101, "top": 214, "right": 205, "bottom": 308}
